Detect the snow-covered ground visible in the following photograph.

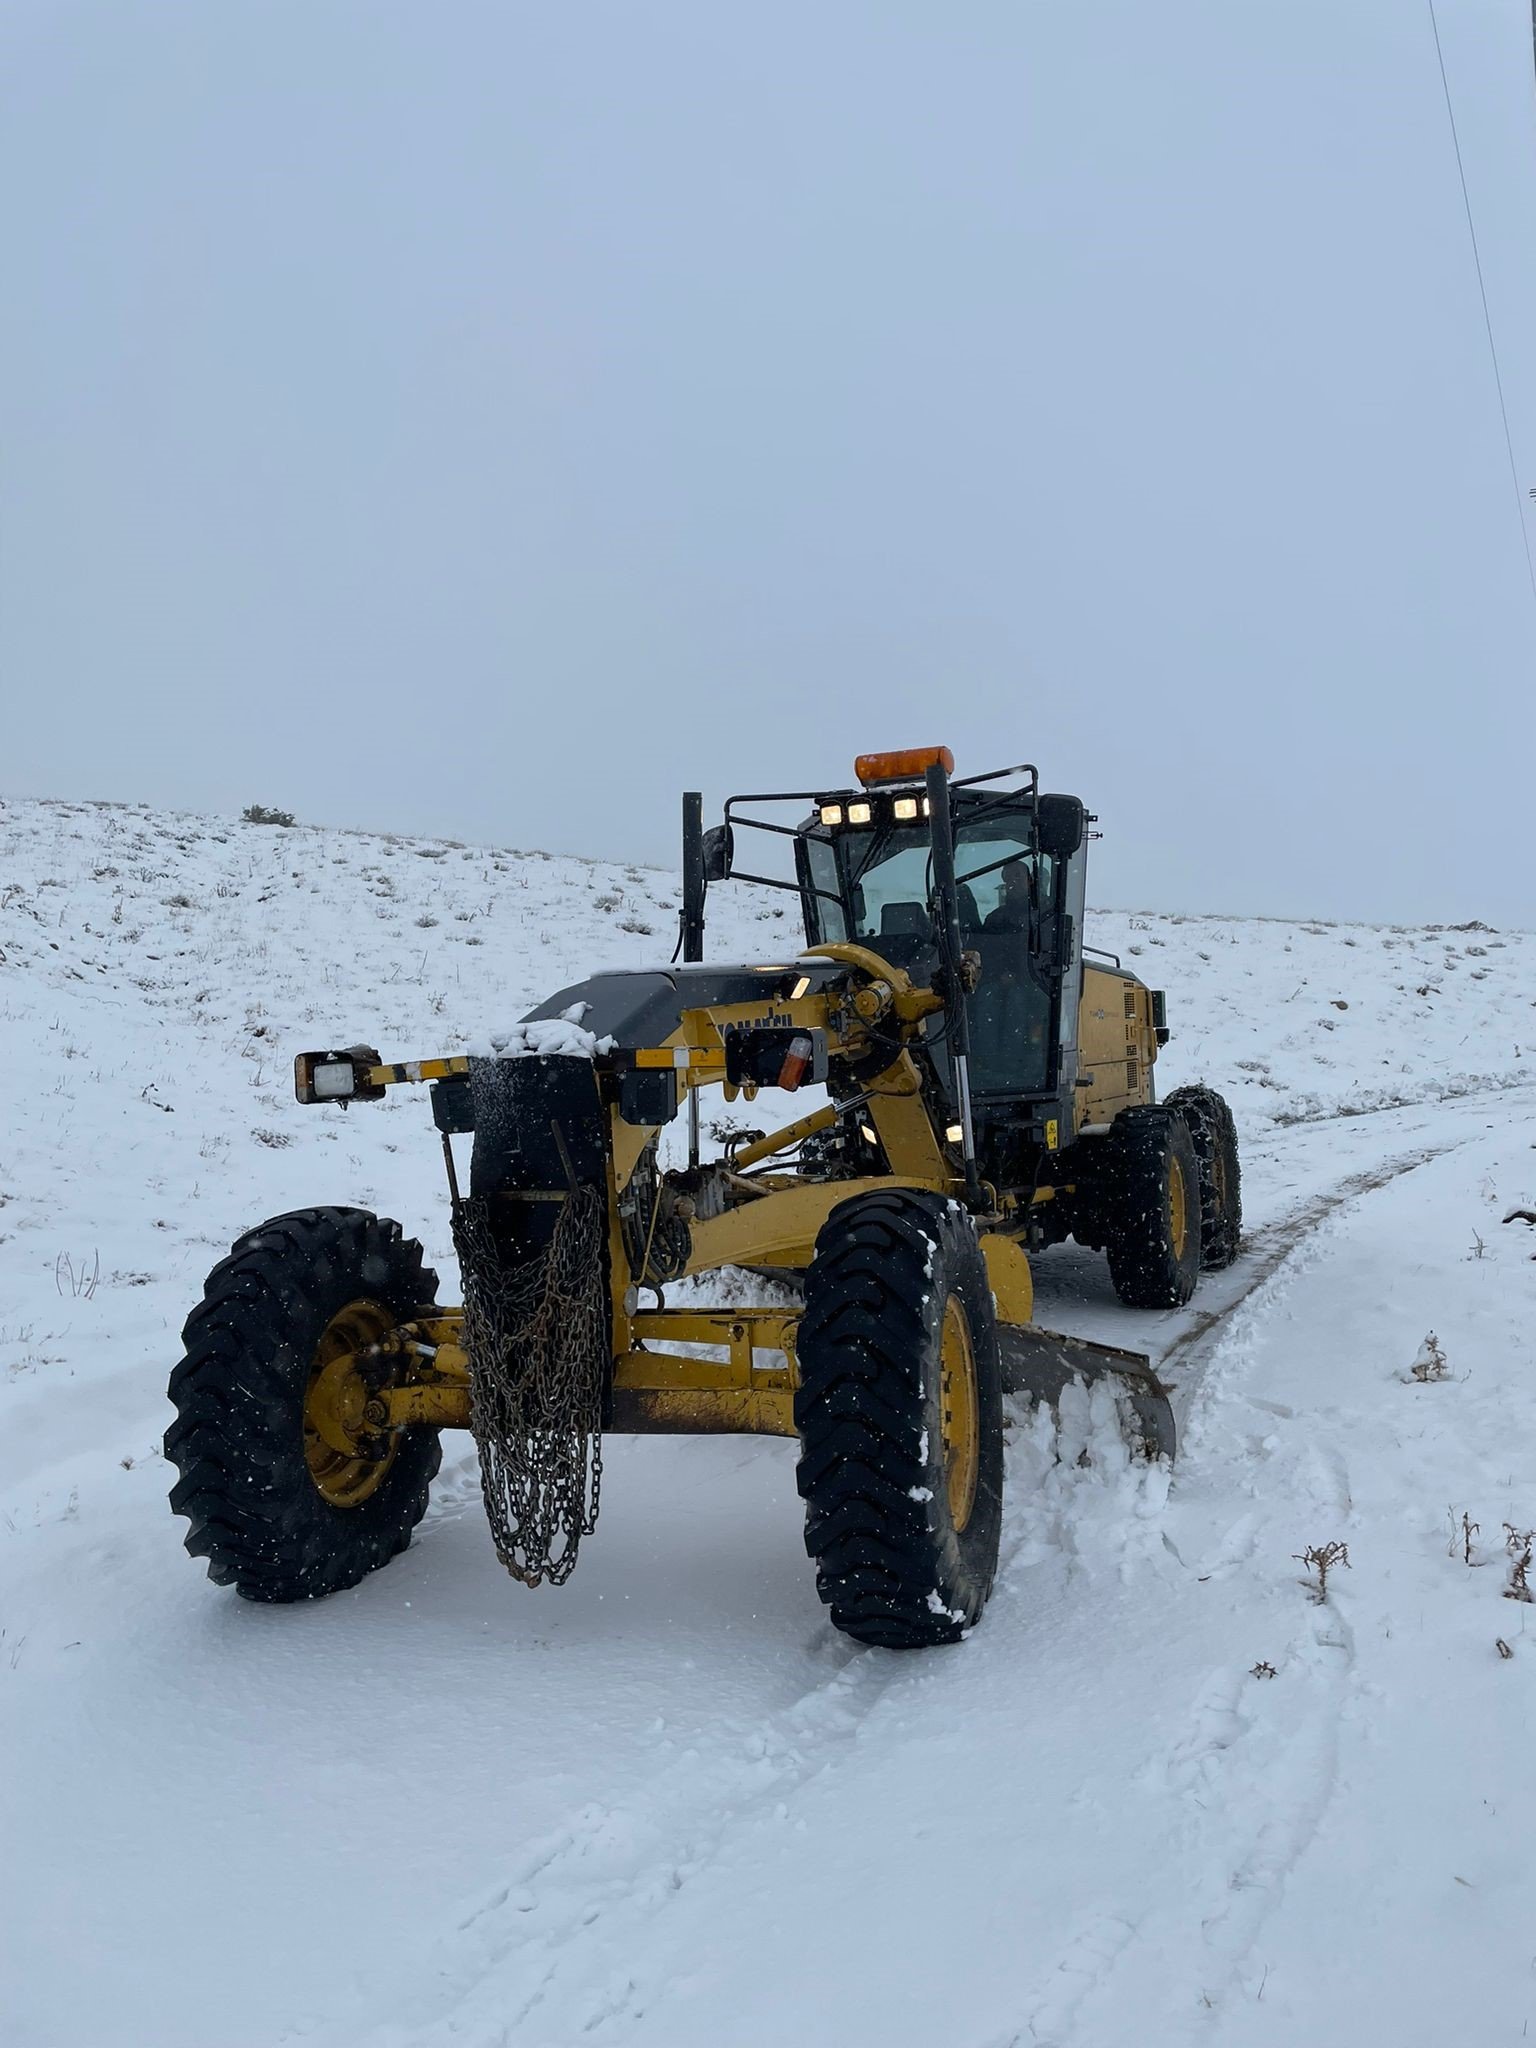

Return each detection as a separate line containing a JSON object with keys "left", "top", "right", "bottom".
{"left": 3, "top": 794, "right": 1535, "bottom": 2047}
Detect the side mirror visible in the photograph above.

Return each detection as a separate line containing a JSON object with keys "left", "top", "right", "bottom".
{"left": 702, "top": 823, "right": 733, "bottom": 882}
{"left": 1036, "top": 795, "right": 1085, "bottom": 859}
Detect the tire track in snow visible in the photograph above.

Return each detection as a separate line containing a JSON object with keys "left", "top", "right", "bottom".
{"left": 1153, "top": 1099, "right": 1533, "bottom": 1405}
{"left": 297, "top": 1640, "right": 907, "bottom": 2046}
{"left": 1025, "top": 1083, "right": 1536, "bottom": 1418}
{"left": 1031, "top": 1613, "right": 1356, "bottom": 2046}
{"left": 1186, "top": 1607, "right": 1356, "bottom": 2023}
{"left": 334, "top": 1404, "right": 1167, "bottom": 2046}
{"left": 1010, "top": 1219, "right": 1361, "bottom": 2044}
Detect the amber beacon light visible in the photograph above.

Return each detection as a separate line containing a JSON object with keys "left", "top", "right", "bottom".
{"left": 854, "top": 745, "right": 955, "bottom": 787}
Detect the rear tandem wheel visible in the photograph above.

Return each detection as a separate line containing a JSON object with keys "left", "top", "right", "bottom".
{"left": 1166, "top": 1083, "right": 1243, "bottom": 1269}
{"left": 1097, "top": 1105, "right": 1203, "bottom": 1310}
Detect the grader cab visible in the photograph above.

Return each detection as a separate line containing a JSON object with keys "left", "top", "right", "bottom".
{"left": 167, "top": 750, "right": 1240, "bottom": 1648}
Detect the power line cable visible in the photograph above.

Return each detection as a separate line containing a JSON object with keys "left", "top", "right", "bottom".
{"left": 1426, "top": 0, "right": 1536, "bottom": 611}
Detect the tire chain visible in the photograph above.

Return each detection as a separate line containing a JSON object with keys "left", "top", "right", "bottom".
{"left": 451, "top": 1186, "right": 607, "bottom": 1586}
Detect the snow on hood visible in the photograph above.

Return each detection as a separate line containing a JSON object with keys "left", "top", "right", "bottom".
{"left": 468, "top": 1002, "right": 615, "bottom": 1061}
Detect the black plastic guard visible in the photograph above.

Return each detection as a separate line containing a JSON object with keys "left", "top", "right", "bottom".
{"left": 468, "top": 1055, "right": 608, "bottom": 1196}
{"left": 998, "top": 1325, "right": 1177, "bottom": 1463}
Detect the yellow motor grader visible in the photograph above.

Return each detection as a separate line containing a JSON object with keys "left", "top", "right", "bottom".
{"left": 167, "top": 749, "right": 1239, "bottom": 1647}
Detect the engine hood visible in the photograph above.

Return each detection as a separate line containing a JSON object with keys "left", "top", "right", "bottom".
{"left": 522, "top": 958, "right": 846, "bottom": 1049}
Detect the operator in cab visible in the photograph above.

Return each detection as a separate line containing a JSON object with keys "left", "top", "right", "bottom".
{"left": 982, "top": 859, "right": 1034, "bottom": 934}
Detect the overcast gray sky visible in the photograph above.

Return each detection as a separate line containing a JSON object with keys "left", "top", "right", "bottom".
{"left": 4, "top": 1, "right": 1535, "bottom": 924}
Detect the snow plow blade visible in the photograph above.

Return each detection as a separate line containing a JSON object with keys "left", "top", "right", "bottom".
{"left": 998, "top": 1325, "right": 1177, "bottom": 1463}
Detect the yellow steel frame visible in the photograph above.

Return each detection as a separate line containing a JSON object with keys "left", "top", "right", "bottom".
{"left": 611, "top": 1308, "right": 799, "bottom": 1437}
{"left": 363, "top": 1304, "right": 803, "bottom": 1440}
{"left": 684, "top": 1175, "right": 929, "bottom": 1274}
{"left": 361, "top": 1230, "right": 1031, "bottom": 1450}
{"left": 319, "top": 943, "right": 1041, "bottom": 1451}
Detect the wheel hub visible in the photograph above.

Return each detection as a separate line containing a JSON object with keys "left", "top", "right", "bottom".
{"left": 303, "top": 1299, "right": 401, "bottom": 1507}
{"left": 938, "top": 1296, "right": 979, "bottom": 1533}
{"left": 1168, "top": 1155, "right": 1189, "bottom": 1261}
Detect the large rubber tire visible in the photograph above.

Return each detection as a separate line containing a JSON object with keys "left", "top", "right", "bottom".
{"left": 1100, "top": 1106, "right": 1202, "bottom": 1309}
{"left": 794, "top": 1189, "right": 1004, "bottom": 1648}
{"left": 166, "top": 1207, "right": 442, "bottom": 1602}
{"left": 1165, "top": 1084, "right": 1242, "bottom": 1270}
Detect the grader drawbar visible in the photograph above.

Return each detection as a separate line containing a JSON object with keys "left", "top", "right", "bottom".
{"left": 167, "top": 749, "right": 1238, "bottom": 1647}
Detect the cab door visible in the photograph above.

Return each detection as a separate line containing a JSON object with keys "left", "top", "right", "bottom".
{"left": 952, "top": 823, "right": 1058, "bottom": 1100}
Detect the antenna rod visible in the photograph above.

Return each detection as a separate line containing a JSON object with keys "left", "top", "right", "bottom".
{"left": 681, "top": 791, "right": 705, "bottom": 1168}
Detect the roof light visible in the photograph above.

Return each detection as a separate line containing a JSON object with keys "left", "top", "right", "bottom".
{"left": 846, "top": 800, "right": 873, "bottom": 825}
{"left": 892, "top": 796, "right": 919, "bottom": 821}
{"left": 819, "top": 803, "right": 844, "bottom": 827}
{"left": 854, "top": 745, "right": 955, "bottom": 787}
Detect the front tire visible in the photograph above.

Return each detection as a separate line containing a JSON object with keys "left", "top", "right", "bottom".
{"left": 794, "top": 1189, "right": 1004, "bottom": 1648}
{"left": 1099, "top": 1106, "right": 1202, "bottom": 1309}
{"left": 166, "top": 1207, "right": 442, "bottom": 1602}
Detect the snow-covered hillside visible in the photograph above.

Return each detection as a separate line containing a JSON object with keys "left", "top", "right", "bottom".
{"left": 3, "top": 794, "right": 1536, "bottom": 2048}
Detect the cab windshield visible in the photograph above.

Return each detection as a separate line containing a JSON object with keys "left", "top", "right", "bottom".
{"left": 801, "top": 815, "right": 1057, "bottom": 1097}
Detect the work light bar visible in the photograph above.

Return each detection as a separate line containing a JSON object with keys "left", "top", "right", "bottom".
{"left": 819, "top": 792, "right": 930, "bottom": 829}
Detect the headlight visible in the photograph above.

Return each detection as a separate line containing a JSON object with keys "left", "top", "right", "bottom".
{"left": 293, "top": 1046, "right": 384, "bottom": 1105}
